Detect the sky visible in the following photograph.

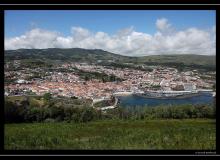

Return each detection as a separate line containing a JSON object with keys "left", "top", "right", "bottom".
{"left": 4, "top": 10, "right": 216, "bottom": 56}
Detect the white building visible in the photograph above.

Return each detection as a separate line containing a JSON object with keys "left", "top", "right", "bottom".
{"left": 17, "top": 79, "right": 26, "bottom": 84}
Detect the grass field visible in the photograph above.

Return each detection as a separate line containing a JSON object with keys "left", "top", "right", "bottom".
{"left": 5, "top": 119, "right": 216, "bottom": 150}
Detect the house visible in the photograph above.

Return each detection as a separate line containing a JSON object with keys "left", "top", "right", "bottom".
{"left": 183, "top": 83, "right": 196, "bottom": 91}
{"left": 17, "top": 79, "right": 26, "bottom": 84}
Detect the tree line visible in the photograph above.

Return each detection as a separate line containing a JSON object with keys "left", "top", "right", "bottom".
{"left": 5, "top": 95, "right": 215, "bottom": 123}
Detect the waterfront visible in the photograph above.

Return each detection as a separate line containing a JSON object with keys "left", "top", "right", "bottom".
{"left": 117, "top": 92, "right": 214, "bottom": 107}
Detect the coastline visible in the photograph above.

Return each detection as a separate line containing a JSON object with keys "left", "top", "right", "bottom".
{"left": 94, "top": 90, "right": 213, "bottom": 110}
{"left": 100, "top": 97, "right": 118, "bottom": 111}
{"left": 117, "top": 90, "right": 213, "bottom": 100}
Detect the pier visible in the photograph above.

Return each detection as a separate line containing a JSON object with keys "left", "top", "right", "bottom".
{"left": 113, "top": 91, "right": 133, "bottom": 96}
{"left": 98, "top": 97, "right": 119, "bottom": 111}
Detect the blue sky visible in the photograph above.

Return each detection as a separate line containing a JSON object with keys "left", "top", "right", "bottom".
{"left": 5, "top": 10, "right": 215, "bottom": 38}
{"left": 4, "top": 10, "right": 216, "bottom": 56}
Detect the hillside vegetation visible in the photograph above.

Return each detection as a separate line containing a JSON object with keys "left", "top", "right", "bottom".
{"left": 5, "top": 48, "right": 131, "bottom": 63}
{"left": 5, "top": 96, "right": 215, "bottom": 123}
{"left": 5, "top": 48, "right": 216, "bottom": 71}
{"left": 5, "top": 119, "right": 216, "bottom": 150}
{"left": 136, "top": 54, "right": 215, "bottom": 66}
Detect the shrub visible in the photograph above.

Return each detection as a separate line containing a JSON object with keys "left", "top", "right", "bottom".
{"left": 63, "top": 106, "right": 74, "bottom": 122}
{"left": 5, "top": 100, "right": 27, "bottom": 123}
{"left": 4, "top": 96, "right": 215, "bottom": 123}
{"left": 25, "top": 107, "right": 45, "bottom": 122}
{"left": 48, "top": 106, "right": 64, "bottom": 121}
{"left": 79, "top": 107, "right": 96, "bottom": 122}
{"left": 44, "top": 118, "right": 56, "bottom": 123}
{"left": 43, "top": 93, "right": 52, "bottom": 101}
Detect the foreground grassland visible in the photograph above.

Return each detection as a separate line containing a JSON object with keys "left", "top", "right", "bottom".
{"left": 5, "top": 119, "right": 215, "bottom": 150}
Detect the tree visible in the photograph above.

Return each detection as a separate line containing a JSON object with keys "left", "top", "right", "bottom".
{"left": 5, "top": 100, "right": 26, "bottom": 123}
{"left": 110, "top": 75, "right": 116, "bottom": 81}
{"left": 212, "top": 84, "right": 216, "bottom": 91}
{"left": 80, "top": 107, "right": 96, "bottom": 122}
{"left": 85, "top": 75, "right": 90, "bottom": 81}
{"left": 43, "top": 93, "right": 52, "bottom": 101}
{"left": 102, "top": 77, "right": 106, "bottom": 83}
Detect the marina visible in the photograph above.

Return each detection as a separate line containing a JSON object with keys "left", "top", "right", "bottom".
{"left": 96, "top": 90, "right": 215, "bottom": 110}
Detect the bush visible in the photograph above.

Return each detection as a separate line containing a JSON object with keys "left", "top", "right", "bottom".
{"left": 79, "top": 107, "right": 97, "bottom": 122}
{"left": 43, "top": 93, "right": 52, "bottom": 101}
{"left": 44, "top": 118, "right": 56, "bottom": 123}
{"left": 5, "top": 100, "right": 28, "bottom": 123}
{"left": 119, "top": 104, "right": 215, "bottom": 120}
{"left": 4, "top": 96, "right": 216, "bottom": 124}
{"left": 25, "top": 107, "right": 45, "bottom": 122}
{"left": 48, "top": 106, "right": 64, "bottom": 121}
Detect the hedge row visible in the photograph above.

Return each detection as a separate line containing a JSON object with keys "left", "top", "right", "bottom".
{"left": 5, "top": 97, "right": 216, "bottom": 123}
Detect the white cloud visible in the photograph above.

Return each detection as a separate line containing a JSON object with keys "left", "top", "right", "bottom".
{"left": 5, "top": 28, "right": 60, "bottom": 49}
{"left": 71, "top": 27, "right": 91, "bottom": 41}
{"left": 212, "top": 25, "right": 216, "bottom": 33}
{"left": 156, "top": 18, "right": 171, "bottom": 31}
{"left": 5, "top": 18, "right": 216, "bottom": 56}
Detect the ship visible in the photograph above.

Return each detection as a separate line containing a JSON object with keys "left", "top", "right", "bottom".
{"left": 212, "top": 92, "right": 216, "bottom": 97}
{"left": 140, "top": 90, "right": 199, "bottom": 98}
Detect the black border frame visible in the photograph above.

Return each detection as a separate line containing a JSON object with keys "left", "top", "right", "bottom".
{"left": 0, "top": 0, "right": 219, "bottom": 5}
{"left": 1, "top": 4, "right": 219, "bottom": 156}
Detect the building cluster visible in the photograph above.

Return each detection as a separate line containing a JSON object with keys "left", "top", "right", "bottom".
{"left": 5, "top": 61, "right": 215, "bottom": 100}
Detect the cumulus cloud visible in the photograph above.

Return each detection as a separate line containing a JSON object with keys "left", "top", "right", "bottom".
{"left": 5, "top": 28, "right": 60, "bottom": 49}
{"left": 71, "top": 27, "right": 91, "bottom": 41}
{"left": 5, "top": 18, "right": 216, "bottom": 56}
{"left": 156, "top": 18, "right": 171, "bottom": 31}
{"left": 212, "top": 25, "right": 216, "bottom": 33}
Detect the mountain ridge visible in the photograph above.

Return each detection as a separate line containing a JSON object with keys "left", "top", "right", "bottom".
{"left": 5, "top": 48, "right": 216, "bottom": 68}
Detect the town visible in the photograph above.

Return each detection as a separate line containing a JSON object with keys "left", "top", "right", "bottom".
{"left": 4, "top": 60, "right": 216, "bottom": 101}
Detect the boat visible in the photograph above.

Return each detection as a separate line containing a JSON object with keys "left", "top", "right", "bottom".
{"left": 212, "top": 92, "right": 216, "bottom": 97}
{"left": 140, "top": 90, "right": 199, "bottom": 98}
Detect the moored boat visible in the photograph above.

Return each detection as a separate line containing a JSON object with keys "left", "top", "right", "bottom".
{"left": 212, "top": 92, "right": 216, "bottom": 97}
{"left": 140, "top": 90, "right": 199, "bottom": 98}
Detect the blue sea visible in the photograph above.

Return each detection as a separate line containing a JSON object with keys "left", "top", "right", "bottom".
{"left": 117, "top": 92, "right": 214, "bottom": 107}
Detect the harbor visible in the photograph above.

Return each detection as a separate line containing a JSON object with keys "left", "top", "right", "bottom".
{"left": 114, "top": 89, "right": 214, "bottom": 99}
{"left": 94, "top": 89, "right": 215, "bottom": 110}
{"left": 117, "top": 92, "right": 214, "bottom": 107}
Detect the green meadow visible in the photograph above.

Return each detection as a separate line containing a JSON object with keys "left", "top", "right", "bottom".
{"left": 5, "top": 119, "right": 216, "bottom": 150}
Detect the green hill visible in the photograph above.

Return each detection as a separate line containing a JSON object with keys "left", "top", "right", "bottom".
{"left": 4, "top": 48, "right": 132, "bottom": 63}
{"left": 136, "top": 54, "right": 216, "bottom": 66}
{"left": 5, "top": 48, "right": 216, "bottom": 71}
